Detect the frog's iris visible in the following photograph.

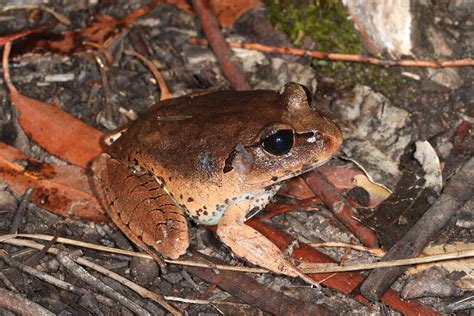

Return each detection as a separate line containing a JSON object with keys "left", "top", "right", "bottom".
{"left": 261, "top": 130, "right": 294, "bottom": 156}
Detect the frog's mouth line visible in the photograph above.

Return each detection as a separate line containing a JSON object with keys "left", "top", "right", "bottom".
{"left": 247, "top": 157, "right": 333, "bottom": 189}
{"left": 277, "top": 157, "right": 332, "bottom": 183}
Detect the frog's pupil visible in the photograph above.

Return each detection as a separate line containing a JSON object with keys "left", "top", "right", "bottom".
{"left": 261, "top": 130, "right": 294, "bottom": 156}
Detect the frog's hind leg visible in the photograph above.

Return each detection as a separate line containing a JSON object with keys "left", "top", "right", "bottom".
{"left": 92, "top": 154, "right": 189, "bottom": 268}
{"left": 216, "top": 200, "right": 320, "bottom": 287}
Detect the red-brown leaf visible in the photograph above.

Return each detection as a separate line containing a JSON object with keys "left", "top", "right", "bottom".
{"left": 0, "top": 143, "right": 106, "bottom": 221}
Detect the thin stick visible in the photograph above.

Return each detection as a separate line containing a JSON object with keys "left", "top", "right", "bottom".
{"left": 1, "top": 238, "right": 181, "bottom": 315}
{"left": 125, "top": 49, "right": 173, "bottom": 100}
{"left": 309, "top": 242, "right": 385, "bottom": 257}
{"left": 9, "top": 188, "right": 33, "bottom": 234}
{"left": 299, "top": 249, "right": 474, "bottom": 273}
{"left": 164, "top": 295, "right": 250, "bottom": 307}
{"left": 56, "top": 252, "right": 152, "bottom": 316}
{"left": 2, "top": 234, "right": 474, "bottom": 275}
{"left": 1, "top": 234, "right": 268, "bottom": 273}
{"left": 2, "top": 4, "right": 71, "bottom": 25}
{"left": 0, "top": 288, "right": 54, "bottom": 316}
{"left": 190, "top": 38, "right": 474, "bottom": 68}
{"left": 191, "top": 0, "right": 251, "bottom": 90}
{"left": 1, "top": 251, "right": 87, "bottom": 296}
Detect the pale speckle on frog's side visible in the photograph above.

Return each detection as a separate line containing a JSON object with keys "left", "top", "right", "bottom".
{"left": 93, "top": 82, "right": 342, "bottom": 284}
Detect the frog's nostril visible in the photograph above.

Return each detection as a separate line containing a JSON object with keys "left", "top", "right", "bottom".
{"left": 302, "top": 131, "right": 320, "bottom": 143}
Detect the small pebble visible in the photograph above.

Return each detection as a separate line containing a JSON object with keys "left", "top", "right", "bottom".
{"left": 401, "top": 266, "right": 460, "bottom": 299}
{"left": 0, "top": 188, "right": 18, "bottom": 213}
{"left": 130, "top": 256, "right": 160, "bottom": 284}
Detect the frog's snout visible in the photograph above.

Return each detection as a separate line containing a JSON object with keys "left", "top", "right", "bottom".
{"left": 322, "top": 124, "right": 343, "bottom": 157}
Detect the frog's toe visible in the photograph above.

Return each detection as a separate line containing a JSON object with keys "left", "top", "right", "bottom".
{"left": 216, "top": 202, "right": 320, "bottom": 287}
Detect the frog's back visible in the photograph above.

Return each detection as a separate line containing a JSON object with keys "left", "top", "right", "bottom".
{"left": 109, "top": 89, "right": 283, "bottom": 182}
{"left": 107, "top": 85, "right": 342, "bottom": 225}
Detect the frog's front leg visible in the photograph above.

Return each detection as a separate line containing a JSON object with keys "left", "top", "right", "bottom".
{"left": 92, "top": 154, "right": 189, "bottom": 266}
{"left": 216, "top": 200, "right": 319, "bottom": 287}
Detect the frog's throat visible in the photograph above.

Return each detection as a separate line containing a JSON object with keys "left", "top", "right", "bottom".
{"left": 151, "top": 173, "right": 281, "bottom": 226}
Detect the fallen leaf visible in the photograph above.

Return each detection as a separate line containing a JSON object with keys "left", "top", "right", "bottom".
{"left": 0, "top": 143, "right": 106, "bottom": 221}
{"left": 210, "top": 0, "right": 262, "bottom": 27}
{"left": 280, "top": 166, "right": 390, "bottom": 208}
{"left": 3, "top": 42, "right": 103, "bottom": 168}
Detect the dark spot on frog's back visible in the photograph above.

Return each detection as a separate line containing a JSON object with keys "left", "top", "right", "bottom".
{"left": 187, "top": 197, "right": 194, "bottom": 202}
{"left": 271, "top": 176, "right": 278, "bottom": 182}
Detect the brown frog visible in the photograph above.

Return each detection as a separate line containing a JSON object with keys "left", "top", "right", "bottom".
{"left": 92, "top": 82, "right": 342, "bottom": 285}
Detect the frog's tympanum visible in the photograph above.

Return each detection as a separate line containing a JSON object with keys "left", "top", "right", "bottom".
{"left": 92, "top": 82, "right": 342, "bottom": 285}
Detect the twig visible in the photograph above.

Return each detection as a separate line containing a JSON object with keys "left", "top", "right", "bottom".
{"left": 1, "top": 251, "right": 86, "bottom": 296}
{"left": 0, "top": 237, "right": 181, "bottom": 315}
{"left": 0, "top": 24, "right": 52, "bottom": 46}
{"left": 299, "top": 249, "right": 474, "bottom": 273}
{"left": 442, "top": 296, "right": 474, "bottom": 313}
{"left": 22, "top": 233, "right": 57, "bottom": 267}
{"left": 190, "top": 38, "right": 474, "bottom": 68}
{"left": 3, "top": 233, "right": 474, "bottom": 274}
{"left": 2, "top": 252, "right": 114, "bottom": 307}
{"left": 56, "top": 252, "right": 152, "bottom": 316}
{"left": 164, "top": 295, "right": 249, "bottom": 307}
{"left": 0, "top": 271, "right": 18, "bottom": 292}
{"left": 309, "top": 242, "right": 385, "bottom": 257}
{"left": 303, "top": 171, "right": 379, "bottom": 248}
{"left": 83, "top": 41, "right": 114, "bottom": 65}
{"left": 0, "top": 287, "right": 54, "bottom": 316}
{"left": 0, "top": 234, "right": 459, "bottom": 314}
{"left": 191, "top": 0, "right": 251, "bottom": 90}
{"left": 247, "top": 220, "right": 439, "bottom": 315}
{"left": 1, "top": 233, "right": 268, "bottom": 273}
{"left": 125, "top": 49, "right": 173, "bottom": 100}
{"left": 2, "top": 4, "right": 70, "bottom": 25}
{"left": 187, "top": 250, "right": 333, "bottom": 315}
{"left": 360, "top": 156, "right": 474, "bottom": 301}
{"left": 9, "top": 188, "right": 33, "bottom": 234}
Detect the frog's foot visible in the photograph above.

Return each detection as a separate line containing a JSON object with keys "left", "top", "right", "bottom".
{"left": 92, "top": 154, "right": 189, "bottom": 265}
{"left": 216, "top": 202, "right": 319, "bottom": 287}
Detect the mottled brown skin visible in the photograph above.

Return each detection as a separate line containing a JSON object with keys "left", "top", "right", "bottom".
{"left": 106, "top": 83, "right": 341, "bottom": 224}
{"left": 92, "top": 83, "right": 342, "bottom": 282}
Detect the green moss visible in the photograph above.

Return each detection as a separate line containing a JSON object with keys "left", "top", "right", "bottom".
{"left": 264, "top": 0, "right": 361, "bottom": 53}
{"left": 264, "top": 0, "right": 416, "bottom": 102}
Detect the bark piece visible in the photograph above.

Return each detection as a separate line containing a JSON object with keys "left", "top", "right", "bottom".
{"left": 360, "top": 157, "right": 474, "bottom": 301}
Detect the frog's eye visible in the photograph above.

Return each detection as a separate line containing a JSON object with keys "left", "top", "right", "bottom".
{"left": 261, "top": 130, "right": 294, "bottom": 156}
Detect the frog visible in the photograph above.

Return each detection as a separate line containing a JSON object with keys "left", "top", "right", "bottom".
{"left": 92, "top": 82, "right": 342, "bottom": 285}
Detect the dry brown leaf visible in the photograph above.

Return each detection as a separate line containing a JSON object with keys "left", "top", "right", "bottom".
{"left": 0, "top": 143, "right": 106, "bottom": 221}
{"left": 2, "top": 42, "right": 103, "bottom": 168}
{"left": 210, "top": 0, "right": 262, "bottom": 27}
{"left": 279, "top": 166, "right": 390, "bottom": 207}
